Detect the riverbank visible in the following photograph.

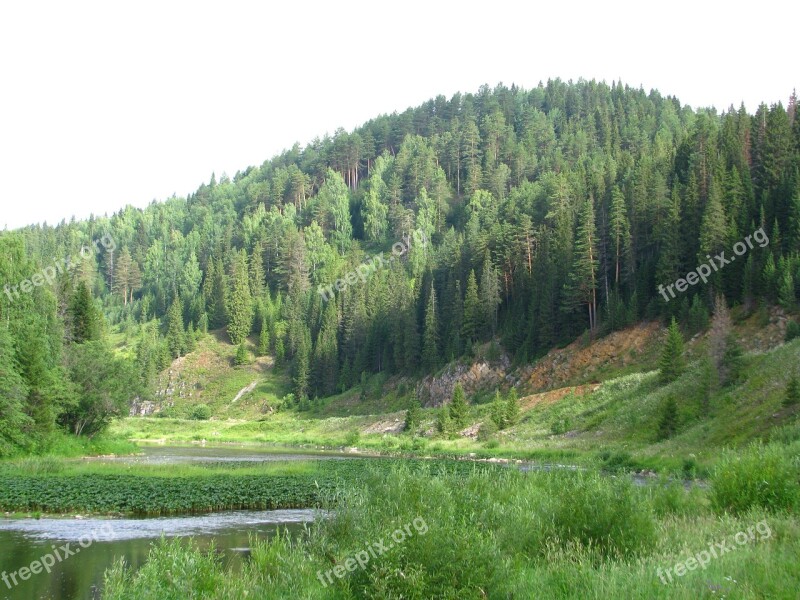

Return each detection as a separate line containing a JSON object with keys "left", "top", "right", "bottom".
{"left": 103, "top": 460, "right": 800, "bottom": 599}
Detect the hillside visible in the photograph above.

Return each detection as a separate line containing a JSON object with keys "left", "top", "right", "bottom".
{"left": 2, "top": 80, "right": 800, "bottom": 458}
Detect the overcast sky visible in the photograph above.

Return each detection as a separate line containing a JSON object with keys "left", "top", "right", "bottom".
{"left": 0, "top": 0, "right": 795, "bottom": 230}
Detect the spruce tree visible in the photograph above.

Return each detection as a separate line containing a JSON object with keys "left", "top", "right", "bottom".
{"left": 657, "top": 397, "right": 679, "bottom": 440}
{"left": 234, "top": 342, "right": 250, "bottom": 365}
{"left": 449, "top": 383, "right": 469, "bottom": 429}
{"left": 462, "top": 270, "right": 481, "bottom": 344}
{"left": 226, "top": 249, "right": 254, "bottom": 345}
{"left": 422, "top": 284, "right": 440, "bottom": 372}
{"left": 505, "top": 387, "right": 520, "bottom": 426}
{"left": 480, "top": 253, "right": 501, "bottom": 336}
{"left": 659, "top": 317, "right": 685, "bottom": 384}
{"left": 166, "top": 297, "right": 185, "bottom": 359}
{"left": 404, "top": 402, "right": 421, "bottom": 434}
{"left": 490, "top": 390, "right": 506, "bottom": 429}
{"left": 784, "top": 376, "right": 799, "bottom": 407}
{"left": 258, "top": 318, "right": 270, "bottom": 356}
{"left": 70, "top": 281, "right": 101, "bottom": 343}
{"left": 436, "top": 404, "right": 451, "bottom": 436}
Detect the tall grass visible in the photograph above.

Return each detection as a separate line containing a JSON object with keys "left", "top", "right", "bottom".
{"left": 710, "top": 442, "right": 799, "bottom": 514}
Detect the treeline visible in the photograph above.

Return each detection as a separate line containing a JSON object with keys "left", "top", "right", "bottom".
{"left": 2, "top": 80, "right": 800, "bottom": 438}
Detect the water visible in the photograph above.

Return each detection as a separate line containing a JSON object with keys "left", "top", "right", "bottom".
{"left": 0, "top": 509, "right": 318, "bottom": 600}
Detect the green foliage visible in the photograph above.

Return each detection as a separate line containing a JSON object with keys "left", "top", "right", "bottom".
{"left": 490, "top": 390, "right": 506, "bottom": 429}
{"left": 711, "top": 444, "right": 799, "bottom": 514}
{"left": 166, "top": 297, "right": 185, "bottom": 359}
{"left": 435, "top": 404, "right": 451, "bottom": 437}
{"left": 505, "top": 387, "right": 520, "bottom": 426}
{"left": 234, "top": 342, "right": 250, "bottom": 365}
{"left": 784, "top": 376, "right": 800, "bottom": 407}
{"left": 189, "top": 404, "right": 211, "bottom": 421}
{"left": 226, "top": 249, "right": 254, "bottom": 345}
{"left": 659, "top": 317, "right": 685, "bottom": 384}
{"left": 657, "top": 397, "right": 679, "bottom": 440}
{"left": 404, "top": 402, "right": 421, "bottom": 434}
{"left": 449, "top": 383, "right": 469, "bottom": 430}
{"left": 786, "top": 320, "right": 800, "bottom": 342}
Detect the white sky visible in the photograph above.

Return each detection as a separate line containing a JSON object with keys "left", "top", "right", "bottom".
{"left": 0, "top": 0, "right": 796, "bottom": 230}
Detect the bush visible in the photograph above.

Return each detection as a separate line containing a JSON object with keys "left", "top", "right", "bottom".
{"left": 234, "top": 342, "right": 250, "bottom": 365}
{"left": 477, "top": 418, "right": 498, "bottom": 442}
{"left": 189, "top": 404, "right": 211, "bottom": 421}
{"left": 786, "top": 320, "right": 800, "bottom": 343}
{"left": 542, "top": 472, "right": 656, "bottom": 559}
{"left": 711, "top": 443, "right": 799, "bottom": 514}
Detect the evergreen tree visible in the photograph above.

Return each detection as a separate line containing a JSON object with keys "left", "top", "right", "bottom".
{"left": 490, "top": 390, "right": 506, "bottom": 429}
{"left": 657, "top": 397, "right": 679, "bottom": 440}
{"left": 292, "top": 326, "right": 311, "bottom": 400}
{"left": 562, "top": 196, "right": 599, "bottom": 332}
{"left": 462, "top": 270, "right": 481, "bottom": 344}
{"left": 234, "top": 342, "right": 250, "bottom": 366}
{"left": 480, "top": 253, "right": 501, "bottom": 336}
{"left": 421, "top": 284, "right": 440, "bottom": 372}
{"left": 69, "top": 281, "right": 101, "bottom": 343}
{"left": 436, "top": 403, "right": 451, "bottom": 437}
{"left": 226, "top": 249, "right": 254, "bottom": 345}
{"left": 166, "top": 297, "right": 185, "bottom": 359}
{"left": 258, "top": 318, "right": 270, "bottom": 356}
{"left": 659, "top": 317, "right": 685, "bottom": 384}
{"left": 449, "top": 383, "right": 469, "bottom": 429}
{"left": 505, "top": 387, "right": 520, "bottom": 426}
{"left": 784, "top": 376, "right": 800, "bottom": 407}
{"left": 404, "top": 401, "right": 421, "bottom": 434}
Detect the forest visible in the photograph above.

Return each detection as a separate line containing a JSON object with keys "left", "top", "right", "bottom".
{"left": 1, "top": 79, "right": 799, "bottom": 455}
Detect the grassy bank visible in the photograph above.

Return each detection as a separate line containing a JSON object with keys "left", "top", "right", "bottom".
{"left": 0, "top": 456, "right": 502, "bottom": 516}
{"left": 103, "top": 444, "right": 800, "bottom": 599}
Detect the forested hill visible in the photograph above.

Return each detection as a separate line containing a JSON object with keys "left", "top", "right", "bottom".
{"left": 1, "top": 80, "right": 799, "bottom": 454}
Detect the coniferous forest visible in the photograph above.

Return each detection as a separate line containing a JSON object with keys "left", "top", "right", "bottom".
{"left": 2, "top": 80, "right": 800, "bottom": 453}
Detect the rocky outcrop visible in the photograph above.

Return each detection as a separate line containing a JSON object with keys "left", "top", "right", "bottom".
{"left": 416, "top": 351, "right": 512, "bottom": 407}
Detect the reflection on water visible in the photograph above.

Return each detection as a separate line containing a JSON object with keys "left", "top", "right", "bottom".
{"left": 0, "top": 509, "right": 318, "bottom": 600}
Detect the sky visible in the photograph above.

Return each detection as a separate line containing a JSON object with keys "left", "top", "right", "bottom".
{"left": 0, "top": 0, "right": 796, "bottom": 230}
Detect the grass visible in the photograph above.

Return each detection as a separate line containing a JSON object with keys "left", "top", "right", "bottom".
{"left": 102, "top": 462, "right": 800, "bottom": 599}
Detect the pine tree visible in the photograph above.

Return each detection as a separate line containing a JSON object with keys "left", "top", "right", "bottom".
{"left": 226, "top": 249, "right": 253, "bottom": 345}
{"left": 562, "top": 196, "right": 599, "bottom": 332}
{"left": 505, "top": 387, "right": 520, "bottom": 426}
{"left": 69, "top": 280, "right": 102, "bottom": 343}
{"left": 292, "top": 326, "right": 311, "bottom": 400}
{"left": 490, "top": 390, "right": 506, "bottom": 429}
{"left": 480, "top": 253, "right": 501, "bottom": 336}
{"left": 436, "top": 404, "right": 451, "bottom": 436}
{"left": 234, "top": 342, "right": 250, "bottom": 365}
{"left": 657, "top": 397, "right": 679, "bottom": 440}
{"left": 313, "top": 301, "right": 339, "bottom": 396}
{"left": 421, "top": 284, "right": 440, "bottom": 372}
{"left": 659, "top": 317, "right": 685, "bottom": 384}
{"left": 166, "top": 297, "right": 185, "bottom": 359}
{"left": 462, "top": 270, "right": 481, "bottom": 344}
{"left": 784, "top": 376, "right": 800, "bottom": 407}
{"left": 258, "top": 318, "right": 270, "bottom": 356}
{"left": 404, "top": 402, "right": 421, "bottom": 434}
{"left": 449, "top": 383, "right": 469, "bottom": 430}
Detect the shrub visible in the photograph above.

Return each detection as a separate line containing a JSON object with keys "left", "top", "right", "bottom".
{"left": 657, "top": 397, "right": 679, "bottom": 440}
{"left": 786, "top": 320, "right": 800, "bottom": 343}
{"left": 477, "top": 418, "right": 498, "bottom": 442}
{"left": 189, "top": 404, "right": 211, "bottom": 421}
{"left": 711, "top": 443, "right": 799, "bottom": 514}
{"left": 234, "top": 342, "right": 250, "bottom": 365}
{"left": 542, "top": 472, "right": 656, "bottom": 559}
{"left": 784, "top": 376, "right": 799, "bottom": 407}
